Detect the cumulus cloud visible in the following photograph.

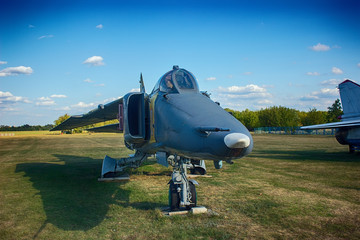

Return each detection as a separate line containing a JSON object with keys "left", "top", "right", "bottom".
{"left": 36, "top": 96, "right": 56, "bottom": 106}
{"left": 310, "top": 43, "right": 330, "bottom": 51}
{"left": 36, "top": 100, "right": 55, "bottom": 106}
{"left": 206, "top": 77, "right": 216, "bottom": 81}
{"left": 72, "top": 102, "right": 96, "bottom": 108}
{"left": 51, "top": 94, "right": 67, "bottom": 98}
{"left": 38, "top": 96, "right": 51, "bottom": 101}
{"left": 0, "top": 91, "right": 30, "bottom": 106}
{"left": 96, "top": 24, "right": 103, "bottom": 29}
{"left": 300, "top": 88, "right": 338, "bottom": 101}
{"left": 216, "top": 84, "right": 272, "bottom": 99}
{"left": 332, "top": 67, "right": 343, "bottom": 75}
{"left": 306, "top": 72, "right": 320, "bottom": 76}
{"left": 0, "top": 61, "right": 7, "bottom": 65}
{"left": 83, "top": 56, "right": 104, "bottom": 66}
{"left": 38, "top": 34, "right": 54, "bottom": 40}
{"left": 35, "top": 94, "right": 66, "bottom": 106}
{"left": 0, "top": 66, "right": 33, "bottom": 77}
{"left": 321, "top": 79, "right": 342, "bottom": 86}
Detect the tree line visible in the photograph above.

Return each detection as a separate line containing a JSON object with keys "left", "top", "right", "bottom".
{"left": 0, "top": 124, "right": 54, "bottom": 131}
{"left": 225, "top": 99, "right": 342, "bottom": 130}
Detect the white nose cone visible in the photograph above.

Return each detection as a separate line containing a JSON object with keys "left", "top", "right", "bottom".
{"left": 224, "top": 133, "right": 251, "bottom": 149}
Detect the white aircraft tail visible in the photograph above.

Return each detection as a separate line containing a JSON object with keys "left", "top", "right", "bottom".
{"left": 339, "top": 80, "right": 360, "bottom": 120}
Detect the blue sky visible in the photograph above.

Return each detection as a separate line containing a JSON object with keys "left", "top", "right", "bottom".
{"left": 1, "top": 0, "right": 359, "bottom": 126}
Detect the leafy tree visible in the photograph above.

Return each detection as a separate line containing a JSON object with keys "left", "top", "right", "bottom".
{"left": 301, "top": 108, "right": 327, "bottom": 126}
{"left": 54, "top": 114, "right": 70, "bottom": 126}
{"left": 237, "top": 109, "right": 260, "bottom": 130}
{"left": 327, "top": 99, "right": 343, "bottom": 122}
{"left": 258, "top": 106, "right": 300, "bottom": 127}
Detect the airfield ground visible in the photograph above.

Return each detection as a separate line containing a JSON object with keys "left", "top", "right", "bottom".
{"left": 0, "top": 132, "right": 359, "bottom": 239}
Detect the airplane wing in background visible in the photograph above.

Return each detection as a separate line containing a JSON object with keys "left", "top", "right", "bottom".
{"left": 300, "top": 119, "right": 360, "bottom": 130}
{"left": 51, "top": 98, "right": 123, "bottom": 131}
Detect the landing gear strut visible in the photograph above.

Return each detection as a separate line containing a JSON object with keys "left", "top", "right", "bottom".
{"left": 168, "top": 156, "right": 198, "bottom": 210}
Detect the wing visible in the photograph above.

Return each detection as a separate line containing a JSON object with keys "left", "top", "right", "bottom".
{"left": 51, "top": 98, "right": 123, "bottom": 131}
{"left": 300, "top": 119, "right": 360, "bottom": 130}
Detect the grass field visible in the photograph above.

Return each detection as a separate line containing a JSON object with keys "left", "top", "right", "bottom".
{"left": 0, "top": 133, "right": 359, "bottom": 239}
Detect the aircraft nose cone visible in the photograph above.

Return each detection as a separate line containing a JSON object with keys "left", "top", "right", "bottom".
{"left": 224, "top": 133, "right": 251, "bottom": 149}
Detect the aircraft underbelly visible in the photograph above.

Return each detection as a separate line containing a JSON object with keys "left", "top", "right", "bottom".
{"left": 336, "top": 127, "right": 360, "bottom": 146}
{"left": 347, "top": 128, "right": 360, "bottom": 145}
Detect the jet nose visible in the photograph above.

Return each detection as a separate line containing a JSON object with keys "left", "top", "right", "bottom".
{"left": 224, "top": 133, "right": 251, "bottom": 149}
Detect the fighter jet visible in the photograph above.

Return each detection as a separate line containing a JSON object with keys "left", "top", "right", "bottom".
{"left": 301, "top": 80, "right": 360, "bottom": 153}
{"left": 51, "top": 66, "right": 253, "bottom": 210}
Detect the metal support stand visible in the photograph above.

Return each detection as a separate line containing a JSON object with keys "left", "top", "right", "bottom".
{"left": 169, "top": 156, "right": 198, "bottom": 210}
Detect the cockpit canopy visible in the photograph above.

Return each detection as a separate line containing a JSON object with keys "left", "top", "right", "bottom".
{"left": 152, "top": 66, "right": 199, "bottom": 94}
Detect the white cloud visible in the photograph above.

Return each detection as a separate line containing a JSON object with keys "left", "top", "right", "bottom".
{"left": 72, "top": 102, "right": 96, "bottom": 108}
{"left": 38, "top": 34, "right": 54, "bottom": 40}
{"left": 130, "top": 88, "right": 140, "bottom": 92}
{"left": 96, "top": 24, "right": 103, "bottom": 29}
{"left": 300, "top": 88, "right": 338, "bottom": 101}
{"left": 38, "top": 96, "right": 51, "bottom": 101}
{"left": 218, "top": 84, "right": 267, "bottom": 94}
{"left": 0, "top": 91, "right": 30, "bottom": 105}
{"left": 102, "top": 96, "right": 122, "bottom": 103}
{"left": 51, "top": 94, "right": 67, "bottom": 98}
{"left": 28, "top": 24, "right": 35, "bottom": 28}
{"left": 216, "top": 84, "right": 272, "bottom": 99}
{"left": 257, "top": 99, "right": 272, "bottom": 104}
{"left": 83, "top": 56, "right": 104, "bottom": 66}
{"left": 0, "top": 66, "right": 33, "bottom": 77}
{"left": 84, "top": 78, "right": 94, "bottom": 83}
{"left": 321, "top": 79, "right": 342, "bottom": 86}
{"left": 36, "top": 100, "right": 55, "bottom": 106}
{"left": 55, "top": 106, "right": 71, "bottom": 111}
{"left": 357, "top": 63, "right": 360, "bottom": 68}
{"left": 0, "top": 91, "right": 12, "bottom": 98}
{"left": 243, "top": 72, "right": 252, "bottom": 75}
{"left": 95, "top": 83, "right": 105, "bottom": 87}
{"left": 306, "top": 72, "right": 320, "bottom": 76}
{"left": 310, "top": 43, "right": 330, "bottom": 52}
{"left": 0, "top": 61, "right": 7, "bottom": 65}
{"left": 332, "top": 67, "right": 343, "bottom": 75}
{"left": 206, "top": 77, "right": 216, "bottom": 81}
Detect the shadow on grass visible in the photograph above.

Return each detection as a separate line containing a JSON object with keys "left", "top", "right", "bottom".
{"left": 249, "top": 149, "right": 360, "bottom": 162}
{"left": 15, "top": 154, "right": 164, "bottom": 232}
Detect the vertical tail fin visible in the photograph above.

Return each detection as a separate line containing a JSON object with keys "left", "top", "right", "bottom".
{"left": 140, "top": 73, "right": 145, "bottom": 93}
{"left": 339, "top": 80, "right": 360, "bottom": 120}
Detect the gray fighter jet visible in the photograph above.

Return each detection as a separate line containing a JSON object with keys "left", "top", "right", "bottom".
{"left": 301, "top": 80, "right": 360, "bottom": 153}
{"left": 51, "top": 66, "right": 253, "bottom": 210}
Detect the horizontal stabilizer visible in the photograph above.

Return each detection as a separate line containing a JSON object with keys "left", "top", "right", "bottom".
{"left": 300, "top": 119, "right": 360, "bottom": 130}
{"left": 51, "top": 98, "right": 122, "bottom": 131}
{"left": 87, "top": 123, "right": 122, "bottom": 133}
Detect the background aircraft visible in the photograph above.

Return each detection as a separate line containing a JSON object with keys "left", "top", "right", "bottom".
{"left": 52, "top": 66, "right": 253, "bottom": 210}
{"left": 301, "top": 80, "right": 360, "bottom": 153}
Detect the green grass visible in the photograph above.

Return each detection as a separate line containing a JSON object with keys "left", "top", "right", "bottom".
{"left": 0, "top": 133, "right": 359, "bottom": 239}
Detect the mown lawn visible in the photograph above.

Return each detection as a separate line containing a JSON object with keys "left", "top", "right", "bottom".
{"left": 0, "top": 133, "right": 359, "bottom": 239}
